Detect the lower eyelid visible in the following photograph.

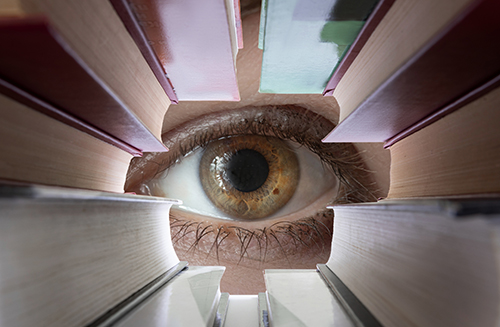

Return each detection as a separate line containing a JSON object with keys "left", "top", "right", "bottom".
{"left": 170, "top": 208, "right": 334, "bottom": 265}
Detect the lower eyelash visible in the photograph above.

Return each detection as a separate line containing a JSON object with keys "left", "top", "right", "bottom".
{"left": 170, "top": 209, "right": 334, "bottom": 265}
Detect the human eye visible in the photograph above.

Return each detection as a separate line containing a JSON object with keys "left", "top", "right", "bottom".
{"left": 147, "top": 133, "right": 338, "bottom": 220}
{"left": 125, "top": 105, "right": 376, "bottom": 293}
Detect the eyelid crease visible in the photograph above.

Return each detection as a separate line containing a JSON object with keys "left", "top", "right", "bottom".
{"left": 125, "top": 105, "right": 377, "bottom": 204}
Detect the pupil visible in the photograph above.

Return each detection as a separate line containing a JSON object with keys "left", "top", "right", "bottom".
{"left": 226, "top": 149, "right": 269, "bottom": 192}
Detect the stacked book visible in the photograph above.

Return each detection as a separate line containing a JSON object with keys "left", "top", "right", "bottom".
{"left": 259, "top": 0, "right": 394, "bottom": 94}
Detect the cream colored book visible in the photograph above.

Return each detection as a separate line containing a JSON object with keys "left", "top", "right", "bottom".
{"left": 0, "top": 184, "right": 180, "bottom": 326}
{"left": 327, "top": 200, "right": 500, "bottom": 327}
{"left": 264, "top": 269, "right": 355, "bottom": 327}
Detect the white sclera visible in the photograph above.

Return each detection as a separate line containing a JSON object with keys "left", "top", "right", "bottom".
{"left": 148, "top": 141, "right": 337, "bottom": 220}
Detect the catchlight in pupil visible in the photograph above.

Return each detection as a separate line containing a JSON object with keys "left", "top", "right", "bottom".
{"left": 226, "top": 149, "right": 269, "bottom": 192}
{"left": 200, "top": 135, "right": 299, "bottom": 220}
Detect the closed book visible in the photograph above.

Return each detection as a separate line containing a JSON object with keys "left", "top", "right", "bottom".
{"left": 0, "top": 18, "right": 167, "bottom": 155}
{"left": 387, "top": 84, "right": 500, "bottom": 199}
{"left": 111, "top": 0, "right": 240, "bottom": 101}
{"left": 327, "top": 199, "right": 500, "bottom": 327}
{"left": 0, "top": 183, "right": 180, "bottom": 326}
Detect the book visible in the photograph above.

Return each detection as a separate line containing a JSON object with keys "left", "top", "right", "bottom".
{"left": 322, "top": 0, "right": 395, "bottom": 96}
{"left": 109, "top": 0, "right": 179, "bottom": 105}
{"left": 263, "top": 269, "right": 355, "bottom": 326}
{"left": 259, "top": 0, "right": 388, "bottom": 94}
{"left": 112, "top": 266, "right": 225, "bottom": 326}
{"left": 223, "top": 295, "right": 259, "bottom": 327}
{"left": 326, "top": 199, "right": 500, "bottom": 327}
{"left": 0, "top": 18, "right": 167, "bottom": 155}
{"left": 0, "top": 93, "right": 133, "bottom": 193}
{"left": 111, "top": 0, "right": 240, "bottom": 101}
{"left": 387, "top": 83, "right": 500, "bottom": 199}
{"left": 324, "top": 0, "right": 500, "bottom": 143}
{"left": 0, "top": 183, "right": 180, "bottom": 326}
{"left": 0, "top": 0, "right": 171, "bottom": 146}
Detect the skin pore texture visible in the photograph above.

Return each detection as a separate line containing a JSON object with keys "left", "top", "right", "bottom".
{"left": 126, "top": 11, "right": 391, "bottom": 294}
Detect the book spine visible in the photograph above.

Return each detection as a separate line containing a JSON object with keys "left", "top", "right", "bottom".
{"left": 234, "top": 0, "right": 243, "bottom": 49}
{"left": 110, "top": 0, "right": 179, "bottom": 104}
{"left": 0, "top": 17, "right": 168, "bottom": 153}
{"left": 323, "top": 0, "right": 500, "bottom": 143}
{"left": 322, "top": 0, "right": 395, "bottom": 96}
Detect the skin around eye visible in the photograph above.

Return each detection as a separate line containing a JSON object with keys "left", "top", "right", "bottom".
{"left": 125, "top": 106, "right": 377, "bottom": 294}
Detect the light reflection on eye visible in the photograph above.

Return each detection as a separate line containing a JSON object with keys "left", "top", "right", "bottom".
{"left": 145, "top": 135, "right": 337, "bottom": 221}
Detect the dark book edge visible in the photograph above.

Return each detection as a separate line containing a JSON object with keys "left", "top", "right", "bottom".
{"left": 234, "top": 0, "right": 244, "bottom": 49}
{"left": 110, "top": 0, "right": 179, "bottom": 104}
{"left": 323, "top": 0, "right": 500, "bottom": 143}
{"left": 0, "top": 17, "right": 168, "bottom": 153}
{"left": 322, "top": 0, "right": 395, "bottom": 96}
{"left": 383, "top": 73, "right": 500, "bottom": 148}
{"left": 0, "top": 77, "right": 142, "bottom": 157}
{"left": 317, "top": 264, "right": 383, "bottom": 327}
{"left": 327, "top": 196, "right": 500, "bottom": 217}
{"left": 0, "top": 181, "right": 182, "bottom": 204}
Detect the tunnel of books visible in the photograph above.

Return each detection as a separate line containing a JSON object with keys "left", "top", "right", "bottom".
{"left": 1, "top": 0, "right": 500, "bottom": 326}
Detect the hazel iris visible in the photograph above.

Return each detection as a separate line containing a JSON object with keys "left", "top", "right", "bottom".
{"left": 199, "top": 135, "right": 299, "bottom": 219}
